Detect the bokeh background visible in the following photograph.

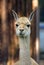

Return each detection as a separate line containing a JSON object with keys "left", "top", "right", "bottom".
{"left": 0, "top": 0, "right": 44, "bottom": 65}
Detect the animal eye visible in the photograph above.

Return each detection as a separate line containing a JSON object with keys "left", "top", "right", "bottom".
{"left": 16, "top": 24, "right": 19, "bottom": 27}
{"left": 27, "top": 24, "right": 30, "bottom": 27}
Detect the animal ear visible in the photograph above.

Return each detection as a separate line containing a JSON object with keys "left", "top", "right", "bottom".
{"left": 28, "top": 9, "right": 36, "bottom": 22}
{"left": 12, "top": 10, "right": 19, "bottom": 20}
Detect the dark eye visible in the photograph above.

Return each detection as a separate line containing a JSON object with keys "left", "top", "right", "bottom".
{"left": 16, "top": 24, "right": 19, "bottom": 27}
{"left": 27, "top": 24, "right": 30, "bottom": 27}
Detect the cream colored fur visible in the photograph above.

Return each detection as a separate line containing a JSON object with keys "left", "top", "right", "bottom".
{"left": 14, "top": 58, "right": 38, "bottom": 65}
{"left": 14, "top": 17, "right": 39, "bottom": 65}
{"left": 7, "top": 10, "right": 39, "bottom": 65}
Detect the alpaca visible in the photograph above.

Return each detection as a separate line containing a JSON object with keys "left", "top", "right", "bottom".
{"left": 12, "top": 10, "right": 39, "bottom": 65}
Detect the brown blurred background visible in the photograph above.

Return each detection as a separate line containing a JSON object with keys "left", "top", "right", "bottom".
{"left": 0, "top": 0, "right": 44, "bottom": 65}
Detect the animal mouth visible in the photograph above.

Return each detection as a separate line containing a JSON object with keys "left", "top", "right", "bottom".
{"left": 19, "top": 32, "right": 25, "bottom": 37}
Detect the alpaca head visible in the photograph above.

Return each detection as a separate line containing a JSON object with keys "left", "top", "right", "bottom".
{"left": 15, "top": 17, "right": 31, "bottom": 37}
{"left": 12, "top": 10, "right": 35, "bottom": 37}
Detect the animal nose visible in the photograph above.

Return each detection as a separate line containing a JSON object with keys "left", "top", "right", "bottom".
{"left": 20, "top": 29, "right": 24, "bottom": 32}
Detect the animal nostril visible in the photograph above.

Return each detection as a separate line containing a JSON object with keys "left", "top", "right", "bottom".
{"left": 20, "top": 29, "right": 24, "bottom": 32}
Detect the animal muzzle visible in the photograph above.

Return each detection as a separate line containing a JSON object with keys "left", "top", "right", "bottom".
{"left": 19, "top": 29, "right": 25, "bottom": 36}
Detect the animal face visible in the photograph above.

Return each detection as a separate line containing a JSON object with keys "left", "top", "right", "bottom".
{"left": 15, "top": 17, "right": 31, "bottom": 37}
{"left": 12, "top": 9, "right": 35, "bottom": 37}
